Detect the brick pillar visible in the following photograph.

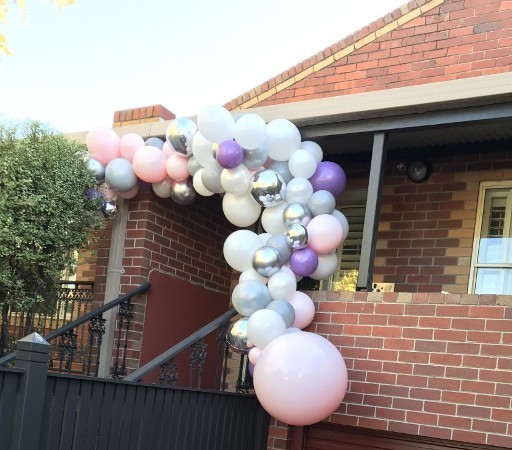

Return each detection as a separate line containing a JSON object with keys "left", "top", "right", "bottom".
{"left": 113, "top": 104, "right": 176, "bottom": 128}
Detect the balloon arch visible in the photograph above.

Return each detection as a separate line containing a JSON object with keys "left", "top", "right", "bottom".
{"left": 85, "top": 104, "right": 349, "bottom": 426}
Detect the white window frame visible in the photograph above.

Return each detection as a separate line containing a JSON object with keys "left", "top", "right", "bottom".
{"left": 469, "top": 180, "right": 512, "bottom": 294}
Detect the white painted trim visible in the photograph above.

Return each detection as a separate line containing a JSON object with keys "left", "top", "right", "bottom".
{"left": 66, "top": 72, "right": 512, "bottom": 143}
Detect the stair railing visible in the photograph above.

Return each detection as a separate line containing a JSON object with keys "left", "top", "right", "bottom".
{"left": 0, "top": 281, "right": 150, "bottom": 378}
{"left": 125, "top": 308, "right": 251, "bottom": 393}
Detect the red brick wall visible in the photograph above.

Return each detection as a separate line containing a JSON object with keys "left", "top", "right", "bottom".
{"left": 237, "top": 0, "right": 512, "bottom": 109}
{"left": 267, "top": 290, "right": 512, "bottom": 449}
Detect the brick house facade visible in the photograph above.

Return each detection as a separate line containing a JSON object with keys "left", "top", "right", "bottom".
{"left": 78, "top": 0, "right": 512, "bottom": 448}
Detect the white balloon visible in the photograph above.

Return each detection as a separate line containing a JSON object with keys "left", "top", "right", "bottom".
{"left": 286, "top": 178, "right": 313, "bottom": 204}
{"left": 247, "top": 309, "right": 286, "bottom": 349}
{"left": 235, "top": 114, "right": 267, "bottom": 150}
{"left": 267, "top": 271, "right": 297, "bottom": 301}
{"left": 192, "top": 170, "right": 214, "bottom": 196}
{"left": 222, "top": 192, "right": 261, "bottom": 227}
{"left": 221, "top": 165, "right": 252, "bottom": 195}
{"left": 223, "top": 230, "right": 262, "bottom": 272}
{"left": 258, "top": 232, "right": 271, "bottom": 245}
{"left": 300, "top": 141, "right": 323, "bottom": 163}
{"left": 309, "top": 252, "right": 339, "bottom": 280}
{"left": 331, "top": 209, "right": 350, "bottom": 241}
{"left": 288, "top": 149, "right": 318, "bottom": 179}
{"left": 197, "top": 105, "right": 236, "bottom": 143}
{"left": 261, "top": 201, "right": 288, "bottom": 234}
{"left": 192, "top": 131, "right": 216, "bottom": 167}
{"left": 152, "top": 177, "right": 173, "bottom": 198}
{"left": 265, "top": 119, "right": 301, "bottom": 162}
{"left": 240, "top": 268, "right": 268, "bottom": 284}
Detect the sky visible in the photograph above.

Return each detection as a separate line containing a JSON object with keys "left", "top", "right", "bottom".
{"left": 0, "top": 0, "right": 406, "bottom": 133}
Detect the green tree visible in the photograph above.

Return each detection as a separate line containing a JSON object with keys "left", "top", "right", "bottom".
{"left": 0, "top": 121, "right": 102, "bottom": 354}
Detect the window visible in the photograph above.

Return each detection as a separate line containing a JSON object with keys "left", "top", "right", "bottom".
{"left": 328, "top": 190, "right": 367, "bottom": 292}
{"left": 470, "top": 182, "right": 512, "bottom": 294}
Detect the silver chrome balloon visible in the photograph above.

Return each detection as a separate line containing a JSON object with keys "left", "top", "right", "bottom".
{"left": 226, "top": 317, "right": 250, "bottom": 354}
{"left": 170, "top": 178, "right": 196, "bottom": 205}
{"left": 283, "top": 202, "right": 313, "bottom": 227}
{"left": 166, "top": 118, "right": 197, "bottom": 156}
{"left": 252, "top": 246, "right": 283, "bottom": 277}
{"left": 87, "top": 157, "right": 105, "bottom": 184}
{"left": 243, "top": 146, "right": 268, "bottom": 169}
{"left": 101, "top": 201, "right": 118, "bottom": 220}
{"left": 250, "top": 169, "right": 286, "bottom": 207}
{"left": 285, "top": 223, "right": 309, "bottom": 249}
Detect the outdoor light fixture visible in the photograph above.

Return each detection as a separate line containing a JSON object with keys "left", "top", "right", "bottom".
{"left": 407, "top": 159, "right": 432, "bottom": 183}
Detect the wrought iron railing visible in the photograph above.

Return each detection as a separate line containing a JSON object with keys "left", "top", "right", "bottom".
{"left": 125, "top": 308, "right": 253, "bottom": 393}
{"left": 0, "top": 281, "right": 95, "bottom": 357}
{"left": 0, "top": 282, "right": 150, "bottom": 378}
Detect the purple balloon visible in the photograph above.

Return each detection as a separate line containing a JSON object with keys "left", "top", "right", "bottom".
{"left": 248, "top": 361, "right": 255, "bottom": 376}
{"left": 216, "top": 140, "right": 244, "bottom": 169}
{"left": 308, "top": 161, "right": 347, "bottom": 197}
{"left": 290, "top": 247, "right": 319, "bottom": 277}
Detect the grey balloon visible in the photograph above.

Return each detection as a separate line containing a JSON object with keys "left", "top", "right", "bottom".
{"left": 285, "top": 223, "right": 309, "bottom": 249}
{"left": 145, "top": 137, "right": 164, "bottom": 149}
{"left": 232, "top": 280, "right": 272, "bottom": 317}
{"left": 87, "top": 157, "right": 105, "bottom": 184}
{"left": 243, "top": 146, "right": 268, "bottom": 169}
{"left": 266, "top": 300, "right": 296, "bottom": 328}
{"left": 201, "top": 161, "right": 225, "bottom": 194}
{"left": 307, "top": 190, "right": 336, "bottom": 216}
{"left": 266, "top": 234, "right": 292, "bottom": 264}
{"left": 283, "top": 202, "right": 313, "bottom": 227}
{"left": 166, "top": 117, "right": 197, "bottom": 156}
{"left": 252, "top": 246, "right": 283, "bottom": 277}
{"left": 187, "top": 156, "right": 202, "bottom": 176}
{"left": 170, "top": 178, "right": 196, "bottom": 205}
{"left": 226, "top": 317, "right": 250, "bottom": 354}
{"left": 250, "top": 169, "right": 286, "bottom": 207}
{"left": 268, "top": 161, "right": 293, "bottom": 183}
{"left": 105, "top": 158, "right": 138, "bottom": 192}
{"left": 101, "top": 201, "right": 118, "bottom": 220}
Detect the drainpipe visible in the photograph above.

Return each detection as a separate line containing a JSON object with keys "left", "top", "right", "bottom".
{"left": 97, "top": 197, "right": 128, "bottom": 378}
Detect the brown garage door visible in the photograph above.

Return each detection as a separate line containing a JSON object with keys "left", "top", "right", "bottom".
{"left": 305, "top": 423, "right": 505, "bottom": 450}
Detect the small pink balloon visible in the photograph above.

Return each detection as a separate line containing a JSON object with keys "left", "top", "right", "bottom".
{"left": 162, "top": 141, "right": 175, "bottom": 157}
{"left": 132, "top": 146, "right": 167, "bottom": 183}
{"left": 248, "top": 346, "right": 262, "bottom": 365}
{"left": 120, "top": 133, "right": 145, "bottom": 162}
{"left": 117, "top": 184, "right": 139, "bottom": 199}
{"left": 86, "top": 127, "right": 121, "bottom": 165}
{"left": 289, "top": 291, "right": 316, "bottom": 329}
{"left": 166, "top": 153, "right": 190, "bottom": 181}
{"left": 253, "top": 332, "right": 348, "bottom": 426}
{"left": 307, "top": 214, "right": 343, "bottom": 254}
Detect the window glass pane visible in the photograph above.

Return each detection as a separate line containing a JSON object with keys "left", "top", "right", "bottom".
{"left": 475, "top": 268, "right": 512, "bottom": 294}
{"left": 477, "top": 238, "right": 512, "bottom": 264}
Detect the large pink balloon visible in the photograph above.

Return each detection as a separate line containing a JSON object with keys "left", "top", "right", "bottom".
{"left": 132, "top": 146, "right": 167, "bottom": 183}
{"left": 86, "top": 127, "right": 121, "bottom": 165}
{"left": 289, "top": 291, "right": 316, "bottom": 329}
{"left": 253, "top": 332, "right": 348, "bottom": 425}
{"left": 119, "top": 133, "right": 144, "bottom": 162}
{"left": 307, "top": 214, "right": 343, "bottom": 254}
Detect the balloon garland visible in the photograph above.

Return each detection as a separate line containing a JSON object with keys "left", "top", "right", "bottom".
{"left": 85, "top": 104, "right": 349, "bottom": 426}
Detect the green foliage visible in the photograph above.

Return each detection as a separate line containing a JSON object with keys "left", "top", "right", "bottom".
{"left": 0, "top": 121, "right": 102, "bottom": 311}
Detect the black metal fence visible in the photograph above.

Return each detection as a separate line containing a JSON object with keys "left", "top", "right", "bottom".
{"left": 0, "top": 335, "right": 270, "bottom": 450}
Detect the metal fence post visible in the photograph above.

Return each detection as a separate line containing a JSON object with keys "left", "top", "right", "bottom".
{"left": 11, "top": 332, "right": 50, "bottom": 450}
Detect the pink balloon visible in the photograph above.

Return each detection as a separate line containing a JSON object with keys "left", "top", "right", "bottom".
{"left": 253, "top": 332, "right": 348, "bottom": 425}
{"left": 117, "top": 184, "right": 139, "bottom": 199}
{"left": 307, "top": 214, "right": 343, "bottom": 254}
{"left": 289, "top": 291, "right": 315, "bottom": 329}
{"left": 86, "top": 127, "right": 121, "bottom": 165}
{"left": 120, "top": 133, "right": 145, "bottom": 162}
{"left": 162, "top": 141, "right": 175, "bottom": 157}
{"left": 132, "top": 146, "right": 167, "bottom": 183}
{"left": 248, "top": 346, "right": 262, "bottom": 365}
{"left": 166, "top": 153, "right": 190, "bottom": 181}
